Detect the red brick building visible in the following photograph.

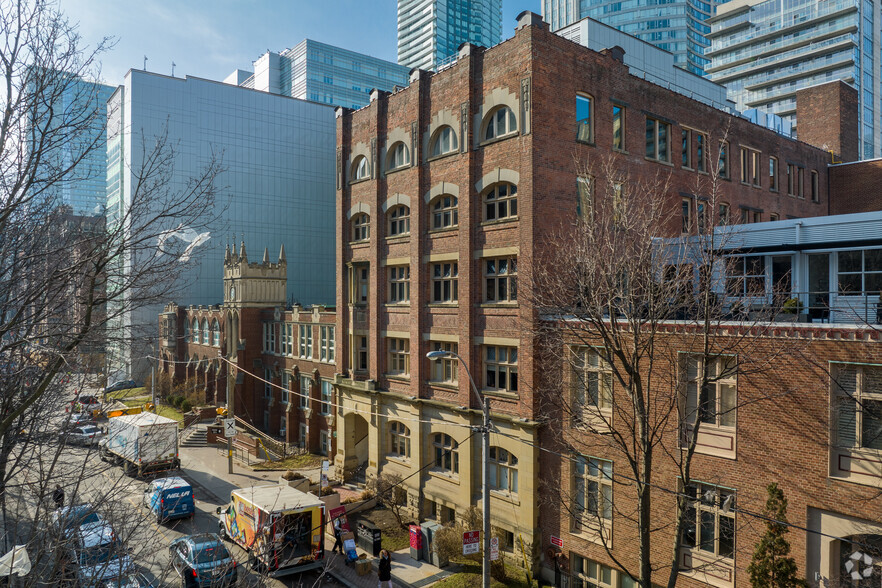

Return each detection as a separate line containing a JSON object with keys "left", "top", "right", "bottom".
{"left": 158, "top": 243, "right": 337, "bottom": 457}
{"left": 332, "top": 9, "right": 841, "bottom": 560}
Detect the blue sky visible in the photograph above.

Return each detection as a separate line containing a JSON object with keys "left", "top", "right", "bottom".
{"left": 61, "top": 1, "right": 540, "bottom": 86}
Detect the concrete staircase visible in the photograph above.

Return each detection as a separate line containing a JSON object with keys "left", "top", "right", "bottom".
{"left": 180, "top": 424, "right": 208, "bottom": 448}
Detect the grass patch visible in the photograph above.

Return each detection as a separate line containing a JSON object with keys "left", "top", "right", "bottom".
{"left": 432, "top": 558, "right": 536, "bottom": 588}
{"left": 347, "top": 508, "right": 410, "bottom": 552}
{"left": 118, "top": 400, "right": 183, "bottom": 424}
{"left": 106, "top": 386, "right": 147, "bottom": 400}
{"left": 252, "top": 453, "right": 325, "bottom": 471}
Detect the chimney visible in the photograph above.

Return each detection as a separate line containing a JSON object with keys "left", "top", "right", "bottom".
{"left": 796, "top": 80, "right": 859, "bottom": 163}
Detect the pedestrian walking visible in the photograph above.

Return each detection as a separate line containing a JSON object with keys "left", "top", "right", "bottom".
{"left": 52, "top": 484, "right": 64, "bottom": 509}
{"left": 377, "top": 549, "right": 392, "bottom": 588}
{"left": 331, "top": 517, "right": 344, "bottom": 554}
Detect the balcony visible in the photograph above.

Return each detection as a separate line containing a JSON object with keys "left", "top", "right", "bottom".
{"left": 721, "top": 291, "right": 882, "bottom": 325}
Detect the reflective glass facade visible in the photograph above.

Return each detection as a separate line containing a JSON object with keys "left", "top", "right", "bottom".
{"left": 543, "top": 0, "right": 720, "bottom": 75}
{"left": 708, "top": 0, "right": 879, "bottom": 159}
{"left": 107, "top": 70, "right": 336, "bottom": 379}
{"left": 398, "top": 0, "right": 503, "bottom": 70}
{"left": 239, "top": 40, "right": 409, "bottom": 110}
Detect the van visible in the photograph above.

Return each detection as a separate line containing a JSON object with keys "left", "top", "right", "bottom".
{"left": 143, "top": 477, "right": 195, "bottom": 523}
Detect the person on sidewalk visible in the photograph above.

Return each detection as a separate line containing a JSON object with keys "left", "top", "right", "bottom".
{"left": 331, "top": 517, "right": 344, "bottom": 554}
{"left": 52, "top": 485, "right": 64, "bottom": 509}
{"left": 377, "top": 549, "right": 392, "bottom": 588}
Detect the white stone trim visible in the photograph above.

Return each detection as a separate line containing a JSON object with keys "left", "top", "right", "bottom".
{"left": 475, "top": 168, "right": 520, "bottom": 193}
{"left": 424, "top": 181, "right": 460, "bottom": 204}
{"left": 346, "top": 202, "right": 371, "bottom": 220}
{"left": 382, "top": 193, "right": 411, "bottom": 212}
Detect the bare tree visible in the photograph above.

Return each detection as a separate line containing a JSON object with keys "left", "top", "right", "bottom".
{"left": 0, "top": 1, "right": 224, "bottom": 584}
{"left": 532, "top": 145, "right": 808, "bottom": 588}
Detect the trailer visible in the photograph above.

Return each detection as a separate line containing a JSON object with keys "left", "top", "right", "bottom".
{"left": 216, "top": 484, "right": 325, "bottom": 577}
{"left": 98, "top": 412, "right": 180, "bottom": 477}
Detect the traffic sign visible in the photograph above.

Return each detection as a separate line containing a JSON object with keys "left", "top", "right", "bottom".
{"left": 551, "top": 535, "right": 563, "bottom": 549}
{"left": 463, "top": 530, "right": 480, "bottom": 555}
{"left": 490, "top": 537, "right": 499, "bottom": 561}
{"left": 223, "top": 418, "right": 236, "bottom": 438}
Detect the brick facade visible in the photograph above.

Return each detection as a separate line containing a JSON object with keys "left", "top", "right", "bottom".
{"left": 829, "top": 159, "right": 882, "bottom": 215}
{"left": 795, "top": 81, "right": 860, "bottom": 165}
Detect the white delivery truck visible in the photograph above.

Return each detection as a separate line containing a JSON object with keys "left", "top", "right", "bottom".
{"left": 99, "top": 413, "right": 180, "bottom": 477}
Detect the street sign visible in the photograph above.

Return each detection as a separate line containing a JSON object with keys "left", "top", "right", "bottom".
{"left": 490, "top": 537, "right": 499, "bottom": 561}
{"left": 223, "top": 418, "right": 236, "bottom": 438}
{"left": 463, "top": 530, "right": 480, "bottom": 555}
{"left": 551, "top": 535, "right": 563, "bottom": 549}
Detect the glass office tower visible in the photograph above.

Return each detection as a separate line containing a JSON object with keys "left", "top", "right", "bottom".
{"left": 107, "top": 70, "right": 336, "bottom": 380}
{"left": 543, "top": 0, "right": 718, "bottom": 75}
{"left": 397, "top": 0, "right": 503, "bottom": 70}
{"left": 708, "top": 0, "right": 879, "bottom": 159}
{"left": 234, "top": 39, "right": 410, "bottom": 110}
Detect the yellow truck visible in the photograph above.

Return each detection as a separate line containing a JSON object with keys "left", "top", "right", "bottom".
{"left": 216, "top": 484, "right": 325, "bottom": 577}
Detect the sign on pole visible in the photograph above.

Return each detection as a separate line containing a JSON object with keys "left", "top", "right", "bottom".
{"left": 321, "top": 460, "right": 330, "bottom": 490}
{"left": 551, "top": 535, "right": 563, "bottom": 549}
{"left": 490, "top": 537, "right": 499, "bottom": 561}
{"left": 463, "top": 530, "right": 480, "bottom": 555}
{"left": 223, "top": 418, "right": 236, "bottom": 438}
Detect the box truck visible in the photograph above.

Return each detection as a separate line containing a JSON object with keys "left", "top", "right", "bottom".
{"left": 99, "top": 412, "right": 180, "bottom": 477}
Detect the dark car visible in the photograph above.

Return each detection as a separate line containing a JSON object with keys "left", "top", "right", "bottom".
{"left": 104, "top": 380, "right": 138, "bottom": 394}
{"left": 169, "top": 534, "right": 237, "bottom": 587}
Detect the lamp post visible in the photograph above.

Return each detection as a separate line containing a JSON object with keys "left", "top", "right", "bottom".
{"left": 426, "top": 350, "right": 491, "bottom": 588}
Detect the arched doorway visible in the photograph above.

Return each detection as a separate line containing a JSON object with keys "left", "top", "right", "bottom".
{"left": 342, "top": 413, "right": 369, "bottom": 484}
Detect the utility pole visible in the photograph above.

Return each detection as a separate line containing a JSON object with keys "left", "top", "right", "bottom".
{"left": 427, "top": 350, "right": 491, "bottom": 588}
{"left": 220, "top": 349, "right": 234, "bottom": 474}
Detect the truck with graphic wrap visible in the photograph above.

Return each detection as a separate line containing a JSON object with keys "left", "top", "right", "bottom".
{"left": 216, "top": 484, "right": 325, "bottom": 577}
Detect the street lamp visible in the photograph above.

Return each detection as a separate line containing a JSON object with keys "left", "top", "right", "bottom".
{"left": 426, "top": 350, "right": 491, "bottom": 588}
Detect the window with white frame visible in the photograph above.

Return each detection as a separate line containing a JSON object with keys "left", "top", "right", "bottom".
{"left": 484, "top": 106, "right": 516, "bottom": 141}
{"left": 388, "top": 205, "right": 410, "bottom": 237}
{"left": 389, "top": 265, "right": 410, "bottom": 303}
{"left": 681, "top": 482, "right": 735, "bottom": 560}
{"left": 484, "top": 257, "right": 517, "bottom": 302}
{"left": 387, "top": 142, "right": 409, "bottom": 170}
{"left": 431, "top": 262, "right": 458, "bottom": 303}
{"left": 300, "top": 375, "right": 311, "bottom": 409}
{"left": 263, "top": 322, "right": 277, "bottom": 354}
{"left": 573, "top": 456, "right": 612, "bottom": 531}
{"left": 320, "top": 326, "right": 335, "bottom": 362}
{"left": 352, "top": 156, "right": 369, "bottom": 181}
{"left": 432, "top": 433, "right": 458, "bottom": 474}
{"left": 280, "top": 323, "right": 290, "bottom": 356}
{"left": 212, "top": 319, "right": 220, "bottom": 346}
{"left": 726, "top": 255, "right": 766, "bottom": 297}
{"left": 388, "top": 338, "right": 410, "bottom": 376}
{"left": 281, "top": 372, "right": 289, "bottom": 405}
{"left": 484, "top": 346, "right": 518, "bottom": 393}
{"left": 571, "top": 555, "right": 614, "bottom": 588}
{"left": 299, "top": 423, "right": 308, "bottom": 447}
{"left": 833, "top": 364, "right": 882, "bottom": 451}
{"left": 191, "top": 319, "right": 198, "bottom": 343}
{"left": 484, "top": 183, "right": 517, "bottom": 221}
{"left": 572, "top": 347, "right": 612, "bottom": 425}
{"left": 320, "top": 380, "right": 332, "bottom": 415}
{"left": 299, "top": 324, "right": 313, "bottom": 358}
{"left": 389, "top": 421, "right": 411, "bottom": 459}
{"left": 576, "top": 94, "right": 593, "bottom": 143}
{"left": 430, "top": 195, "right": 458, "bottom": 229}
{"left": 837, "top": 249, "right": 882, "bottom": 295}
{"left": 429, "top": 341, "right": 458, "bottom": 384}
{"left": 201, "top": 319, "right": 209, "bottom": 344}
{"left": 430, "top": 126, "right": 458, "bottom": 157}
{"left": 645, "top": 117, "right": 670, "bottom": 163}
{"left": 353, "top": 265, "right": 369, "bottom": 304}
{"left": 488, "top": 447, "right": 518, "bottom": 494}
{"left": 320, "top": 430, "right": 329, "bottom": 456}
{"left": 351, "top": 213, "right": 370, "bottom": 242}
{"left": 264, "top": 368, "right": 273, "bottom": 399}
{"left": 684, "top": 355, "right": 737, "bottom": 429}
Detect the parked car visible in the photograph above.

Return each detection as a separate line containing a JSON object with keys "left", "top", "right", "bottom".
{"left": 57, "top": 520, "right": 133, "bottom": 587}
{"left": 102, "top": 570, "right": 156, "bottom": 587}
{"left": 143, "top": 477, "right": 195, "bottom": 523}
{"left": 104, "top": 381, "right": 138, "bottom": 394}
{"left": 66, "top": 395, "right": 102, "bottom": 414}
{"left": 62, "top": 413, "right": 96, "bottom": 430}
{"left": 63, "top": 425, "right": 104, "bottom": 446}
{"left": 51, "top": 504, "right": 104, "bottom": 534}
{"left": 169, "top": 534, "right": 237, "bottom": 587}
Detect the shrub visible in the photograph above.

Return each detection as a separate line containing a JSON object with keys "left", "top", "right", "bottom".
{"left": 782, "top": 297, "right": 803, "bottom": 314}
{"left": 359, "top": 488, "right": 376, "bottom": 501}
{"left": 180, "top": 399, "right": 192, "bottom": 412}
{"left": 320, "top": 486, "right": 337, "bottom": 497}
{"left": 341, "top": 495, "right": 360, "bottom": 504}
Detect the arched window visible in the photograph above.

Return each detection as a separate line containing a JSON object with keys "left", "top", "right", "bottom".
{"left": 484, "top": 183, "right": 518, "bottom": 221}
{"left": 212, "top": 319, "right": 220, "bottom": 346}
{"left": 484, "top": 107, "right": 517, "bottom": 141}
{"left": 389, "top": 421, "right": 411, "bottom": 459}
{"left": 388, "top": 205, "right": 410, "bottom": 237}
{"left": 432, "top": 433, "right": 459, "bottom": 473}
{"left": 352, "top": 156, "right": 369, "bottom": 181}
{"left": 488, "top": 447, "right": 518, "bottom": 493}
{"left": 201, "top": 319, "right": 209, "bottom": 344}
{"left": 430, "top": 195, "right": 458, "bottom": 230}
{"left": 351, "top": 213, "right": 370, "bottom": 241}
{"left": 191, "top": 319, "right": 198, "bottom": 343}
{"left": 184, "top": 320, "right": 191, "bottom": 341}
{"left": 430, "top": 126, "right": 458, "bottom": 157}
{"left": 387, "top": 142, "right": 409, "bottom": 170}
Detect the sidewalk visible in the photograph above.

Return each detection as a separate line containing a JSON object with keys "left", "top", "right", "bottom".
{"left": 179, "top": 444, "right": 453, "bottom": 588}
